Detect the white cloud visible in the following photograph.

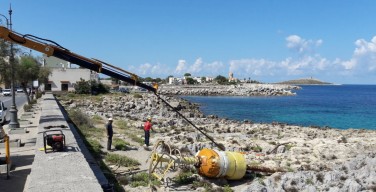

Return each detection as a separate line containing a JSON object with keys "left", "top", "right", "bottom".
{"left": 175, "top": 60, "right": 186, "bottom": 74}
{"left": 189, "top": 57, "right": 203, "bottom": 73}
{"left": 127, "top": 35, "right": 376, "bottom": 83}
{"left": 341, "top": 36, "right": 376, "bottom": 73}
{"left": 286, "top": 35, "right": 322, "bottom": 54}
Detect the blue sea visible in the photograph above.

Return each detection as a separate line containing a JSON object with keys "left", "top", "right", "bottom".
{"left": 182, "top": 85, "right": 376, "bottom": 130}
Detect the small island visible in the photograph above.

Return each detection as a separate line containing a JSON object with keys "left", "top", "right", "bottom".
{"left": 276, "top": 78, "right": 333, "bottom": 85}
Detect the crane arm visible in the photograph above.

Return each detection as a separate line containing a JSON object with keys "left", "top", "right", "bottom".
{"left": 0, "top": 26, "right": 156, "bottom": 93}
{"left": 0, "top": 26, "right": 226, "bottom": 151}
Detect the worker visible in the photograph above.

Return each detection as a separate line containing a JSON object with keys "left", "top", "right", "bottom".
{"left": 144, "top": 117, "right": 153, "bottom": 147}
{"left": 106, "top": 117, "right": 113, "bottom": 151}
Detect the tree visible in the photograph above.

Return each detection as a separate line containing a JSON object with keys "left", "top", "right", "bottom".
{"left": 74, "top": 79, "right": 109, "bottom": 95}
{"left": 16, "top": 55, "right": 40, "bottom": 104}
{"left": 38, "top": 65, "right": 51, "bottom": 86}
{"left": 143, "top": 77, "right": 152, "bottom": 82}
{"left": 33, "top": 65, "right": 52, "bottom": 98}
{"left": 74, "top": 78, "right": 91, "bottom": 94}
{"left": 214, "top": 75, "right": 228, "bottom": 85}
{"left": 0, "top": 40, "right": 11, "bottom": 87}
{"left": 90, "top": 80, "right": 109, "bottom": 95}
{"left": 201, "top": 77, "right": 206, "bottom": 83}
{"left": 184, "top": 73, "right": 191, "bottom": 77}
{"left": 186, "top": 77, "right": 198, "bottom": 85}
{"left": 155, "top": 78, "right": 162, "bottom": 83}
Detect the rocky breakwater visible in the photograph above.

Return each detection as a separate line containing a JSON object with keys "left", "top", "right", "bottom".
{"left": 159, "top": 83, "right": 300, "bottom": 96}
{"left": 61, "top": 93, "right": 376, "bottom": 191}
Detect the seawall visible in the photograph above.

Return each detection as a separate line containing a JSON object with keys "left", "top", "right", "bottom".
{"left": 25, "top": 93, "right": 107, "bottom": 192}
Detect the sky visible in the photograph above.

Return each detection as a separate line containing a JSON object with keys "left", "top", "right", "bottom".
{"left": 1, "top": 1, "right": 376, "bottom": 84}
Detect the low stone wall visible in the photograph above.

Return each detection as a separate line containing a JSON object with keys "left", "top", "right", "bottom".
{"left": 25, "top": 93, "right": 107, "bottom": 192}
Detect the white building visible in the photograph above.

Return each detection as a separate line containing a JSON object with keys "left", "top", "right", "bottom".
{"left": 42, "top": 56, "right": 98, "bottom": 92}
{"left": 168, "top": 77, "right": 183, "bottom": 85}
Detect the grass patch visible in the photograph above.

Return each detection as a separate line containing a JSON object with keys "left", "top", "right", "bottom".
{"left": 113, "top": 138, "right": 130, "bottom": 151}
{"left": 222, "top": 185, "right": 234, "bottom": 192}
{"left": 285, "top": 143, "right": 294, "bottom": 151}
{"left": 115, "top": 119, "right": 128, "bottom": 130}
{"left": 133, "top": 93, "right": 143, "bottom": 99}
{"left": 192, "top": 180, "right": 213, "bottom": 191}
{"left": 92, "top": 115, "right": 104, "bottom": 124}
{"left": 105, "top": 153, "right": 140, "bottom": 167}
{"left": 86, "top": 138, "right": 103, "bottom": 158}
{"left": 173, "top": 170, "right": 196, "bottom": 185}
{"left": 251, "top": 145, "right": 262, "bottom": 152}
{"left": 130, "top": 172, "right": 160, "bottom": 187}
{"left": 129, "top": 133, "right": 144, "bottom": 145}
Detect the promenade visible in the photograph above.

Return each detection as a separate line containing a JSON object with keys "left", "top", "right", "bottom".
{"left": 0, "top": 93, "right": 107, "bottom": 192}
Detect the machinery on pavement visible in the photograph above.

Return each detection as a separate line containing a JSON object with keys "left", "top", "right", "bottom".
{"left": 43, "top": 130, "right": 66, "bottom": 153}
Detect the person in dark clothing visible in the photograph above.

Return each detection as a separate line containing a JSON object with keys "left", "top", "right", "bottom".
{"left": 106, "top": 118, "right": 113, "bottom": 151}
{"left": 144, "top": 117, "right": 153, "bottom": 147}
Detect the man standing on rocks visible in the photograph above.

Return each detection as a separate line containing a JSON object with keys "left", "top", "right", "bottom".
{"left": 106, "top": 118, "right": 113, "bottom": 151}
{"left": 144, "top": 117, "right": 153, "bottom": 148}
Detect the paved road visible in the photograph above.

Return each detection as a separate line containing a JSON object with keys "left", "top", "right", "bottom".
{"left": 0, "top": 93, "right": 28, "bottom": 124}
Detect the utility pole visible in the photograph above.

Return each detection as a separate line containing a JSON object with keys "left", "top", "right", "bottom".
{"left": 8, "top": 4, "right": 19, "bottom": 128}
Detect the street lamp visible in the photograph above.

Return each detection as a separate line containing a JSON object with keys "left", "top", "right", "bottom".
{"left": 0, "top": 13, "right": 9, "bottom": 28}
{"left": 7, "top": 4, "right": 19, "bottom": 129}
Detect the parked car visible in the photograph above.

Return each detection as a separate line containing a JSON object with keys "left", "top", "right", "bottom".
{"left": 0, "top": 101, "right": 7, "bottom": 124}
{"left": 16, "top": 88, "right": 24, "bottom": 93}
{"left": 1, "top": 89, "right": 11, "bottom": 96}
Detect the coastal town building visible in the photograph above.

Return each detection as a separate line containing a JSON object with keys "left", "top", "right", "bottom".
{"left": 228, "top": 72, "right": 238, "bottom": 82}
{"left": 42, "top": 56, "right": 98, "bottom": 92}
{"left": 168, "top": 76, "right": 213, "bottom": 85}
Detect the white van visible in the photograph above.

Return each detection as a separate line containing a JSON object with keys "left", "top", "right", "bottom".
{"left": 2, "top": 89, "right": 11, "bottom": 96}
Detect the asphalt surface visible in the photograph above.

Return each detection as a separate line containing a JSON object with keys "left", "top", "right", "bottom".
{"left": 0, "top": 93, "right": 28, "bottom": 124}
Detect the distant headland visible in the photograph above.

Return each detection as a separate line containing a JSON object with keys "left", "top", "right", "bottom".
{"left": 276, "top": 78, "right": 333, "bottom": 85}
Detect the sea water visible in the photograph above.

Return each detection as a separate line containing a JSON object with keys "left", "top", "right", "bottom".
{"left": 182, "top": 85, "right": 376, "bottom": 130}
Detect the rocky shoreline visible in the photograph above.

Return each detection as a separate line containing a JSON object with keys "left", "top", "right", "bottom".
{"left": 158, "top": 83, "right": 300, "bottom": 96}
{"left": 61, "top": 90, "right": 376, "bottom": 191}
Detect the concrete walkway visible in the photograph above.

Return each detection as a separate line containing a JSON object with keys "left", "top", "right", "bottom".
{"left": 0, "top": 93, "right": 107, "bottom": 192}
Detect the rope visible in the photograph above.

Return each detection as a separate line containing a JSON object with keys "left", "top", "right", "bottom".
{"left": 154, "top": 92, "right": 225, "bottom": 151}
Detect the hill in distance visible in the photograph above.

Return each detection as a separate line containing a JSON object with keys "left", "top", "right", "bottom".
{"left": 276, "top": 78, "right": 332, "bottom": 85}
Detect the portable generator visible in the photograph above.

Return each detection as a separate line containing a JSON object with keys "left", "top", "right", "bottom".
{"left": 43, "top": 130, "right": 66, "bottom": 153}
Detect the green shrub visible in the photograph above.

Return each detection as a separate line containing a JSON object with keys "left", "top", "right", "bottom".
{"left": 66, "top": 92, "right": 76, "bottom": 98}
{"left": 23, "top": 104, "right": 32, "bottom": 112}
{"left": 130, "top": 172, "right": 161, "bottom": 187}
{"left": 68, "top": 109, "right": 94, "bottom": 128}
{"left": 74, "top": 78, "right": 91, "bottom": 94}
{"left": 36, "top": 91, "right": 43, "bottom": 99}
{"left": 173, "top": 171, "right": 196, "bottom": 185}
{"left": 113, "top": 138, "right": 130, "bottom": 150}
{"left": 223, "top": 185, "right": 234, "bottom": 192}
{"left": 192, "top": 180, "right": 213, "bottom": 191}
{"left": 251, "top": 145, "right": 262, "bottom": 152}
{"left": 105, "top": 153, "right": 140, "bottom": 167}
